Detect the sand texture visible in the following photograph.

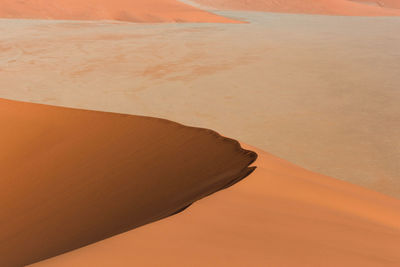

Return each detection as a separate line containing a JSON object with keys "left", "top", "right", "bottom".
{"left": 0, "top": 0, "right": 239, "bottom": 23}
{"left": 1, "top": 1, "right": 400, "bottom": 266}
{"left": 32, "top": 145, "right": 400, "bottom": 267}
{"left": 1, "top": 15, "right": 399, "bottom": 198}
{"left": 192, "top": 0, "right": 400, "bottom": 15}
{"left": 0, "top": 98, "right": 256, "bottom": 266}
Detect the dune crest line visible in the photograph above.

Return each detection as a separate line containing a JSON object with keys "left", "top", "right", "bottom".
{"left": 0, "top": 98, "right": 256, "bottom": 267}
{"left": 32, "top": 144, "right": 400, "bottom": 267}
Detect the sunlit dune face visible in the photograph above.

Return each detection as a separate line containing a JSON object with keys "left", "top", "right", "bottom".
{"left": 0, "top": 98, "right": 256, "bottom": 266}
{"left": 0, "top": 0, "right": 241, "bottom": 23}
{"left": 0, "top": 0, "right": 399, "bottom": 265}
{"left": 31, "top": 145, "right": 400, "bottom": 267}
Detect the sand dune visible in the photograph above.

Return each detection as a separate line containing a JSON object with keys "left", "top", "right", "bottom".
{"left": 32, "top": 144, "right": 400, "bottom": 266}
{"left": 193, "top": 0, "right": 400, "bottom": 15}
{"left": 2, "top": 16, "right": 399, "bottom": 198}
{"left": 0, "top": 98, "right": 256, "bottom": 267}
{"left": 0, "top": 0, "right": 239, "bottom": 23}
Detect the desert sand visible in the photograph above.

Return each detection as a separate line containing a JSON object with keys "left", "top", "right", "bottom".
{"left": 191, "top": 0, "right": 400, "bottom": 15}
{"left": 352, "top": 0, "right": 400, "bottom": 9}
{"left": 0, "top": 0, "right": 239, "bottom": 23}
{"left": 32, "top": 144, "right": 400, "bottom": 266}
{"left": 1, "top": 0, "right": 400, "bottom": 266}
{"left": 0, "top": 98, "right": 256, "bottom": 266}
{"left": 1, "top": 14, "right": 399, "bottom": 197}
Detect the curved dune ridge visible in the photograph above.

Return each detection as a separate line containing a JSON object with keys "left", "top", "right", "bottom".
{"left": 0, "top": 98, "right": 256, "bottom": 267}
{"left": 32, "top": 145, "right": 400, "bottom": 267}
{"left": 0, "top": 0, "right": 240, "bottom": 23}
{"left": 193, "top": 0, "right": 400, "bottom": 15}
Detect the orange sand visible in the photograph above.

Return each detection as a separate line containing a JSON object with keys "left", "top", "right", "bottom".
{"left": 193, "top": 0, "right": 400, "bottom": 15}
{"left": 0, "top": 98, "right": 255, "bottom": 266}
{"left": 32, "top": 144, "right": 400, "bottom": 266}
{"left": 2, "top": 16, "right": 399, "bottom": 198}
{"left": 0, "top": 0, "right": 239, "bottom": 23}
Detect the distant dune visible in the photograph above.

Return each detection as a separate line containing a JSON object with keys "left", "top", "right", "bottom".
{"left": 0, "top": 0, "right": 240, "bottom": 23}
{"left": 193, "top": 0, "right": 400, "bottom": 15}
{"left": 0, "top": 98, "right": 256, "bottom": 266}
{"left": 32, "top": 145, "right": 400, "bottom": 267}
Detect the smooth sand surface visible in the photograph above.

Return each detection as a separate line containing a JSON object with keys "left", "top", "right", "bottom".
{"left": 0, "top": 98, "right": 256, "bottom": 267}
{"left": 32, "top": 144, "right": 400, "bottom": 267}
{"left": 1, "top": 14, "right": 399, "bottom": 197}
{"left": 1, "top": 3, "right": 399, "bottom": 266}
{"left": 191, "top": 0, "right": 400, "bottom": 15}
{"left": 0, "top": 0, "right": 239, "bottom": 23}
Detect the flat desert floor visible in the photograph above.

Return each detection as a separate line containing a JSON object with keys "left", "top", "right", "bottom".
{"left": 1, "top": 11, "right": 399, "bottom": 197}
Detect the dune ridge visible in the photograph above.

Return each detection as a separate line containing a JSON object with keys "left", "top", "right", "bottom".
{"left": 32, "top": 145, "right": 400, "bottom": 266}
{"left": 0, "top": 0, "right": 240, "bottom": 23}
{"left": 192, "top": 0, "right": 400, "bottom": 15}
{"left": 0, "top": 98, "right": 256, "bottom": 267}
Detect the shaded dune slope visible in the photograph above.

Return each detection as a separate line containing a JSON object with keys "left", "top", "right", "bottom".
{"left": 0, "top": 0, "right": 240, "bottom": 23}
{"left": 0, "top": 98, "right": 256, "bottom": 267}
{"left": 193, "top": 0, "right": 400, "bottom": 15}
{"left": 33, "top": 145, "right": 400, "bottom": 266}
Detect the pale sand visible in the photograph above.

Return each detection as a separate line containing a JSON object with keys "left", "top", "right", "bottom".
{"left": 1, "top": 13, "right": 399, "bottom": 197}
{"left": 0, "top": 0, "right": 239, "bottom": 23}
{"left": 351, "top": 0, "right": 400, "bottom": 9}
{"left": 31, "top": 144, "right": 400, "bottom": 267}
{"left": 191, "top": 0, "right": 400, "bottom": 15}
{"left": 1, "top": 7, "right": 399, "bottom": 265}
{"left": 0, "top": 98, "right": 255, "bottom": 266}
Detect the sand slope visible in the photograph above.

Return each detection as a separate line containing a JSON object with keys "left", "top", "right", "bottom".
{"left": 32, "top": 145, "right": 400, "bottom": 266}
{"left": 0, "top": 98, "right": 256, "bottom": 267}
{"left": 0, "top": 0, "right": 239, "bottom": 23}
{"left": 193, "top": 0, "right": 400, "bottom": 15}
{"left": 2, "top": 16, "right": 399, "bottom": 198}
